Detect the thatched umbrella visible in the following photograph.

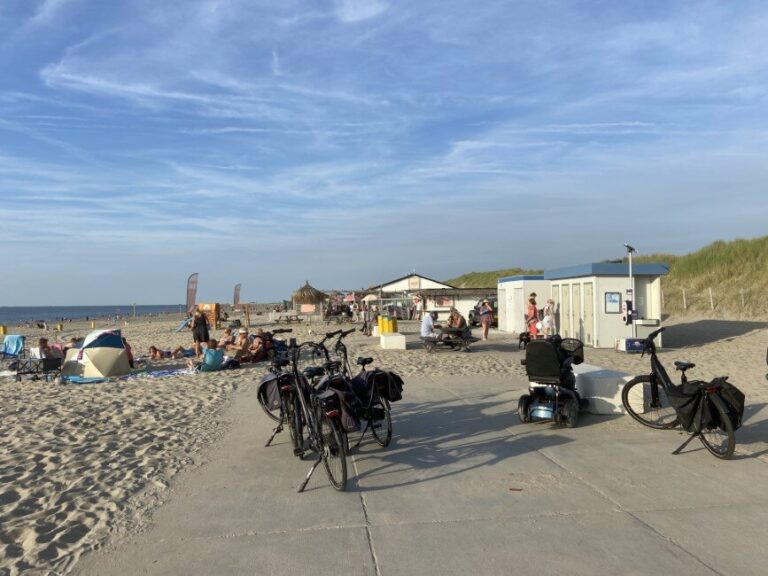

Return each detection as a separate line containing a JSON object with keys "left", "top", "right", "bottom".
{"left": 292, "top": 281, "right": 328, "bottom": 304}
{"left": 292, "top": 282, "right": 329, "bottom": 324}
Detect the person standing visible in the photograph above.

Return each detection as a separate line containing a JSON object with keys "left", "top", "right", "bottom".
{"left": 526, "top": 297, "right": 540, "bottom": 339}
{"left": 542, "top": 299, "right": 556, "bottom": 337}
{"left": 190, "top": 308, "right": 210, "bottom": 357}
{"left": 478, "top": 299, "right": 494, "bottom": 340}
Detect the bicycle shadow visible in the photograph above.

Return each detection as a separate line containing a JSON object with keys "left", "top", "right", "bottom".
{"left": 346, "top": 393, "right": 585, "bottom": 492}
{"left": 662, "top": 320, "right": 768, "bottom": 348}
{"left": 731, "top": 402, "right": 768, "bottom": 460}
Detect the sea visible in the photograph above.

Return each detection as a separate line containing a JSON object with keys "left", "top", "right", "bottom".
{"left": 0, "top": 305, "right": 184, "bottom": 326}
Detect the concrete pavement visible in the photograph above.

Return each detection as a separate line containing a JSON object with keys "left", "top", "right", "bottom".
{"left": 75, "top": 371, "right": 768, "bottom": 576}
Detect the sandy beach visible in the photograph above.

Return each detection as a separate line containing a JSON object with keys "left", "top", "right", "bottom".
{"left": 1, "top": 314, "right": 767, "bottom": 574}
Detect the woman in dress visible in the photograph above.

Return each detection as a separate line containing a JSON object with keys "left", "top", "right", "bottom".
{"left": 526, "top": 297, "right": 539, "bottom": 339}
{"left": 542, "top": 299, "right": 556, "bottom": 337}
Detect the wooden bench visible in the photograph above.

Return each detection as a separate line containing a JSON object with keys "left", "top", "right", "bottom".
{"left": 275, "top": 315, "right": 304, "bottom": 324}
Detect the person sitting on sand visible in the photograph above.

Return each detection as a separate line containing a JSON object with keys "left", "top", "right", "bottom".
{"left": 187, "top": 339, "right": 224, "bottom": 372}
{"left": 247, "top": 329, "right": 267, "bottom": 362}
{"left": 148, "top": 345, "right": 173, "bottom": 360}
{"left": 226, "top": 328, "right": 250, "bottom": 359}
{"left": 37, "top": 337, "right": 54, "bottom": 358}
{"left": 447, "top": 307, "right": 468, "bottom": 330}
{"left": 420, "top": 311, "right": 441, "bottom": 339}
{"left": 64, "top": 337, "right": 81, "bottom": 350}
{"left": 121, "top": 337, "right": 135, "bottom": 368}
{"left": 170, "top": 345, "right": 196, "bottom": 359}
{"left": 218, "top": 327, "right": 235, "bottom": 349}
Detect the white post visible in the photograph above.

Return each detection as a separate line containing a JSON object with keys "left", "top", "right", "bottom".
{"left": 682, "top": 289, "right": 687, "bottom": 311}
{"left": 709, "top": 287, "right": 714, "bottom": 311}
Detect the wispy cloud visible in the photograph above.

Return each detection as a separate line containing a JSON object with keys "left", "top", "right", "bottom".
{"left": 334, "top": 0, "right": 387, "bottom": 23}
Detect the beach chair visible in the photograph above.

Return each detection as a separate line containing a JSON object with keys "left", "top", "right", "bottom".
{"left": 1, "top": 335, "right": 26, "bottom": 368}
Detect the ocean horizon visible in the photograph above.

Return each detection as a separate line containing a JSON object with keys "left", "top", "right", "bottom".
{"left": 0, "top": 305, "right": 185, "bottom": 325}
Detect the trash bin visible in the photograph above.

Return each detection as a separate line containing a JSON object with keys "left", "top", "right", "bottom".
{"left": 90, "top": 321, "right": 97, "bottom": 329}
{"left": 391, "top": 317, "right": 398, "bottom": 333}
{"left": 0, "top": 325, "right": 6, "bottom": 335}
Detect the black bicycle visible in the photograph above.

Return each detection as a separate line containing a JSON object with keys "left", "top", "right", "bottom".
{"left": 621, "top": 327, "right": 740, "bottom": 459}
{"left": 288, "top": 338, "right": 348, "bottom": 492}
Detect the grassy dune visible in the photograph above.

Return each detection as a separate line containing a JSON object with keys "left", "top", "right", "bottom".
{"left": 446, "top": 237, "right": 768, "bottom": 318}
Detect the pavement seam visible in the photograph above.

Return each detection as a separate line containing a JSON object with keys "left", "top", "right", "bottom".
{"left": 351, "top": 452, "right": 382, "bottom": 576}
{"left": 540, "top": 449, "right": 727, "bottom": 576}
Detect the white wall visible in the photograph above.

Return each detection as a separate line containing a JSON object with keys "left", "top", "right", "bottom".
{"left": 381, "top": 275, "right": 453, "bottom": 293}
{"left": 496, "top": 279, "right": 549, "bottom": 333}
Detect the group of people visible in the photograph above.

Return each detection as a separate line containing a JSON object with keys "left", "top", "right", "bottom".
{"left": 526, "top": 294, "right": 557, "bottom": 339}
{"left": 420, "top": 307, "right": 471, "bottom": 343}
{"left": 147, "top": 314, "right": 271, "bottom": 373}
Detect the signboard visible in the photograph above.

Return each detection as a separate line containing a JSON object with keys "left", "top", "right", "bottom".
{"left": 233, "top": 283, "right": 241, "bottom": 308}
{"left": 408, "top": 276, "right": 421, "bottom": 290}
{"left": 186, "top": 273, "right": 199, "bottom": 314}
{"left": 605, "top": 291, "right": 621, "bottom": 314}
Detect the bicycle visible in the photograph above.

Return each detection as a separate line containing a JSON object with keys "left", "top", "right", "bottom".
{"left": 257, "top": 328, "right": 294, "bottom": 423}
{"left": 329, "top": 329, "right": 393, "bottom": 448}
{"left": 621, "top": 327, "right": 739, "bottom": 459}
{"left": 288, "top": 338, "right": 348, "bottom": 492}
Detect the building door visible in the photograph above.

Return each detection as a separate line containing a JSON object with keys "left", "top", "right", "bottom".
{"left": 583, "top": 283, "right": 594, "bottom": 346}
{"left": 513, "top": 288, "right": 524, "bottom": 333}
{"left": 551, "top": 284, "right": 560, "bottom": 334}
{"left": 573, "top": 284, "right": 582, "bottom": 340}
{"left": 561, "top": 285, "right": 571, "bottom": 337}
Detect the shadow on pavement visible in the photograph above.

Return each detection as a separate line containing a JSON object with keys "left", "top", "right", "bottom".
{"left": 348, "top": 394, "right": 580, "bottom": 491}
{"left": 662, "top": 320, "right": 768, "bottom": 348}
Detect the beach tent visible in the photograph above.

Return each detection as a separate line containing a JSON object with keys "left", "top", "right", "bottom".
{"left": 61, "top": 328, "right": 131, "bottom": 379}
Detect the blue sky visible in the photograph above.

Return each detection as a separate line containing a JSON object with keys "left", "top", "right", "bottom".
{"left": 1, "top": 0, "right": 767, "bottom": 305}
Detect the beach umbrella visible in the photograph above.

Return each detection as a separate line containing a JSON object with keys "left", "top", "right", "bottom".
{"left": 362, "top": 294, "right": 378, "bottom": 303}
{"left": 292, "top": 281, "right": 329, "bottom": 305}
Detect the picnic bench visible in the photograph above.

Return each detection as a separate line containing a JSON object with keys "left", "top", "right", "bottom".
{"left": 275, "top": 314, "right": 304, "bottom": 325}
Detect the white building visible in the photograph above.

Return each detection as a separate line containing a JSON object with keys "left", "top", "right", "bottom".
{"left": 498, "top": 263, "right": 669, "bottom": 348}
{"left": 496, "top": 275, "right": 550, "bottom": 334}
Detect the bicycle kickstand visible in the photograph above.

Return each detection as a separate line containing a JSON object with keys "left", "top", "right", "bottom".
{"left": 297, "top": 455, "right": 323, "bottom": 493}
{"left": 354, "top": 421, "right": 371, "bottom": 448}
{"left": 672, "top": 433, "right": 698, "bottom": 455}
{"left": 265, "top": 420, "right": 284, "bottom": 447}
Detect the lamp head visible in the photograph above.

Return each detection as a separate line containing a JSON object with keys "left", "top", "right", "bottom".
{"left": 623, "top": 243, "right": 637, "bottom": 253}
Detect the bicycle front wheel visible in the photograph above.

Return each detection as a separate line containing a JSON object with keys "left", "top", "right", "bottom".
{"left": 622, "top": 375, "right": 678, "bottom": 429}
{"left": 699, "top": 393, "right": 736, "bottom": 459}
{"left": 318, "top": 411, "right": 347, "bottom": 490}
{"left": 371, "top": 397, "right": 392, "bottom": 447}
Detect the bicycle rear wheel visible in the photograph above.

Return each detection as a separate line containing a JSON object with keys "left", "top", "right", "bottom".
{"left": 622, "top": 375, "right": 678, "bottom": 429}
{"left": 371, "top": 397, "right": 392, "bottom": 447}
{"left": 288, "top": 394, "right": 304, "bottom": 458}
{"left": 699, "top": 394, "right": 735, "bottom": 459}
{"left": 318, "top": 410, "right": 347, "bottom": 490}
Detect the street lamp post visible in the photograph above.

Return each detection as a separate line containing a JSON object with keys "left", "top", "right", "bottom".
{"left": 624, "top": 243, "right": 637, "bottom": 338}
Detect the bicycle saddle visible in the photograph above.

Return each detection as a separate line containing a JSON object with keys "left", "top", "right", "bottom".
{"left": 303, "top": 366, "right": 325, "bottom": 379}
{"left": 674, "top": 361, "right": 696, "bottom": 371}
{"left": 356, "top": 357, "right": 374, "bottom": 366}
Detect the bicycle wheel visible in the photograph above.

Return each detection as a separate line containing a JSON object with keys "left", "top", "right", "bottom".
{"left": 699, "top": 394, "right": 735, "bottom": 459}
{"left": 622, "top": 375, "right": 678, "bottom": 429}
{"left": 287, "top": 394, "right": 304, "bottom": 458}
{"left": 317, "top": 410, "right": 347, "bottom": 491}
{"left": 371, "top": 397, "right": 392, "bottom": 447}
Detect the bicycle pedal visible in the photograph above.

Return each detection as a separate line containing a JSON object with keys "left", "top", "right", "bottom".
{"left": 293, "top": 447, "right": 305, "bottom": 456}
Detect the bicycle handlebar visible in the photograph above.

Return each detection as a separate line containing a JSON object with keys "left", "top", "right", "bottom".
{"left": 271, "top": 328, "right": 293, "bottom": 335}
{"left": 324, "top": 329, "right": 343, "bottom": 339}
{"left": 339, "top": 328, "right": 355, "bottom": 338}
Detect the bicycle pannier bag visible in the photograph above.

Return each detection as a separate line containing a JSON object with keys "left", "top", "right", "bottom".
{"left": 666, "top": 380, "right": 705, "bottom": 433}
{"left": 710, "top": 377, "right": 745, "bottom": 431}
{"left": 257, "top": 373, "right": 282, "bottom": 411}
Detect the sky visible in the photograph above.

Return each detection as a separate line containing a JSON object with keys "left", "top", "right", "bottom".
{"left": 1, "top": 0, "right": 767, "bottom": 305}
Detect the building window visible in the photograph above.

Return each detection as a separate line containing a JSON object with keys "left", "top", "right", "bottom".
{"left": 605, "top": 292, "right": 621, "bottom": 314}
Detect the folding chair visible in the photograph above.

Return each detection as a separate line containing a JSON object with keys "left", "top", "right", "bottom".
{"left": 1, "top": 335, "right": 26, "bottom": 368}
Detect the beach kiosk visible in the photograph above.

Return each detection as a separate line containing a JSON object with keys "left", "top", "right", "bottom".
{"left": 545, "top": 262, "right": 668, "bottom": 348}
{"left": 497, "top": 276, "right": 551, "bottom": 334}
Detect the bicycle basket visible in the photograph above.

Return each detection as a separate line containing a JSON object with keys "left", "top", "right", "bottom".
{"left": 559, "top": 338, "right": 584, "bottom": 365}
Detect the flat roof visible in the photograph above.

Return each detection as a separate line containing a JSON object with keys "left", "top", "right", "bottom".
{"left": 544, "top": 262, "right": 669, "bottom": 280}
{"left": 498, "top": 275, "right": 545, "bottom": 283}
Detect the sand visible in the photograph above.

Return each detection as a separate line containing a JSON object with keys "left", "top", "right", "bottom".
{"left": 1, "top": 314, "right": 766, "bottom": 574}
